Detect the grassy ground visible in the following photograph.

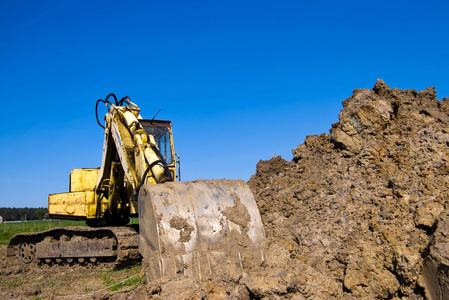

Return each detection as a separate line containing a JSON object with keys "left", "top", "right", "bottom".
{"left": 0, "top": 218, "right": 139, "bottom": 245}
{"left": 0, "top": 219, "right": 86, "bottom": 245}
{"left": 0, "top": 218, "right": 145, "bottom": 299}
{"left": 0, "top": 243, "right": 145, "bottom": 299}
{"left": 102, "top": 263, "right": 145, "bottom": 292}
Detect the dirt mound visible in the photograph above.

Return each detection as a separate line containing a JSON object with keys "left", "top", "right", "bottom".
{"left": 248, "top": 79, "right": 449, "bottom": 299}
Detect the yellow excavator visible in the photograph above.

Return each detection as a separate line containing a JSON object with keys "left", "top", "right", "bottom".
{"left": 7, "top": 94, "right": 265, "bottom": 279}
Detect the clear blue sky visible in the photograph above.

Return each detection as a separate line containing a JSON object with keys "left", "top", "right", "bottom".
{"left": 1, "top": 0, "right": 448, "bottom": 208}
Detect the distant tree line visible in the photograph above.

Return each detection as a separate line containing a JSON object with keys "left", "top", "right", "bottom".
{"left": 0, "top": 207, "right": 47, "bottom": 221}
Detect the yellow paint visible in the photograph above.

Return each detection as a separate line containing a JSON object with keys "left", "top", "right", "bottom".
{"left": 48, "top": 190, "right": 95, "bottom": 219}
{"left": 70, "top": 168, "right": 99, "bottom": 192}
{"left": 47, "top": 101, "right": 177, "bottom": 223}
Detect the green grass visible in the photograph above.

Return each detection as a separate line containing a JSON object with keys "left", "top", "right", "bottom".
{"left": 0, "top": 219, "right": 86, "bottom": 245}
{"left": 0, "top": 218, "right": 139, "bottom": 245}
{"left": 102, "top": 264, "right": 145, "bottom": 292}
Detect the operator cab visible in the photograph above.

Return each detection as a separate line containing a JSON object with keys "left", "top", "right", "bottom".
{"left": 140, "top": 119, "right": 175, "bottom": 166}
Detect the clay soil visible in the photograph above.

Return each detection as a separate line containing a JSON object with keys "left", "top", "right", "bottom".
{"left": 2, "top": 80, "right": 449, "bottom": 299}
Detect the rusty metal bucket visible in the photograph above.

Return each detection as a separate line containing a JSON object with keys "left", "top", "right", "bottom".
{"left": 138, "top": 179, "right": 265, "bottom": 279}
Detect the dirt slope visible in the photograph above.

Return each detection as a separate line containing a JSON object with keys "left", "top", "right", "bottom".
{"left": 248, "top": 79, "right": 449, "bottom": 299}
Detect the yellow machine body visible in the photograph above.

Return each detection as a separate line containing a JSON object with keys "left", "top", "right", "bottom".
{"left": 48, "top": 169, "right": 100, "bottom": 219}
{"left": 48, "top": 101, "right": 177, "bottom": 225}
{"left": 11, "top": 94, "right": 265, "bottom": 277}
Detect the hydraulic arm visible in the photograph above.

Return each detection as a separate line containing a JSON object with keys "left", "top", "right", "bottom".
{"left": 8, "top": 93, "right": 265, "bottom": 279}
{"left": 47, "top": 94, "right": 178, "bottom": 226}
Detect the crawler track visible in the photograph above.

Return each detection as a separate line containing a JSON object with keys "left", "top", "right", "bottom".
{"left": 6, "top": 226, "right": 140, "bottom": 267}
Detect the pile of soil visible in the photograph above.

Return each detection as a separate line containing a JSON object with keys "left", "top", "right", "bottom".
{"left": 2, "top": 80, "right": 449, "bottom": 299}
{"left": 247, "top": 79, "right": 449, "bottom": 299}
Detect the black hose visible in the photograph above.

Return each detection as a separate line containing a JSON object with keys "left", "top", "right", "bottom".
{"left": 118, "top": 96, "right": 130, "bottom": 106}
{"left": 104, "top": 93, "right": 118, "bottom": 105}
{"left": 136, "top": 160, "right": 164, "bottom": 197}
{"left": 136, "top": 144, "right": 173, "bottom": 195}
{"left": 149, "top": 143, "right": 173, "bottom": 180}
{"left": 95, "top": 93, "right": 120, "bottom": 129}
{"left": 95, "top": 99, "right": 106, "bottom": 129}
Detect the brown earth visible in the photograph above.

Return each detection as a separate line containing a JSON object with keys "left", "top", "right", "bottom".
{"left": 247, "top": 80, "right": 449, "bottom": 299}
{"left": 0, "top": 244, "right": 145, "bottom": 299}
{"left": 2, "top": 80, "right": 449, "bottom": 299}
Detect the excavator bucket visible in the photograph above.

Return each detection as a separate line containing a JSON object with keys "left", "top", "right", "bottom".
{"left": 138, "top": 179, "right": 265, "bottom": 279}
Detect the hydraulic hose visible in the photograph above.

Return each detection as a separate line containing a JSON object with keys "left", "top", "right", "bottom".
{"left": 136, "top": 144, "right": 173, "bottom": 196}
{"left": 118, "top": 96, "right": 131, "bottom": 106}
{"left": 104, "top": 93, "right": 118, "bottom": 105}
{"left": 95, "top": 93, "right": 118, "bottom": 129}
{"left": 95, "top": 99, "right": 106, "bottom": 129}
